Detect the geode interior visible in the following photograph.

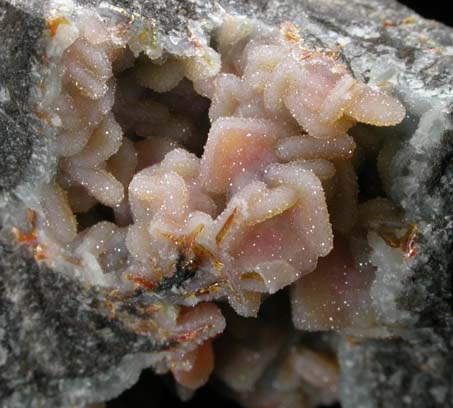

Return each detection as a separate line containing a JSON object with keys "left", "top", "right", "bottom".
{"left": 8, "top": 4, "right": 420, "bottom": 407}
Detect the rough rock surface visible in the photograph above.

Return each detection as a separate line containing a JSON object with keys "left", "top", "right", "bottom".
{"left": 0, "top": 241, "right": 171, "bottom": 407}
{"left": 0, "top": 0, "right": 451, "bottom": 407}
{"left": 0, "top": 1, "right": 42, "bottom": 191}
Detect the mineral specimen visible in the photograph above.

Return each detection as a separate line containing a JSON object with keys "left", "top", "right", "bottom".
{"left": 0, "top": 0, "right": 451, "bottom": 407}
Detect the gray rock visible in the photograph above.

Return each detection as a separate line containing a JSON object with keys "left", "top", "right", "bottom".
{"left": 0, "top": 0, "right": 451, "bottom": 407}
{"left": 0, "top": 241, "right": 171, "bottom": 407}
{"left": 0, "top": 1, "right": 42, "bottom": 191}
{"left": 339, "top": 328, "right": 452, "bottom": 408}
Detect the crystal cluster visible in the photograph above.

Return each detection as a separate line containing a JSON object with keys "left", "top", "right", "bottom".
{"left": 13, "top": 6, "right": 414, "bottom": 407}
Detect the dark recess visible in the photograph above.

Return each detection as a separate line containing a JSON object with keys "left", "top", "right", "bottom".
{"left": 399, "top": 0, "right": 452, "bottom": 26}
